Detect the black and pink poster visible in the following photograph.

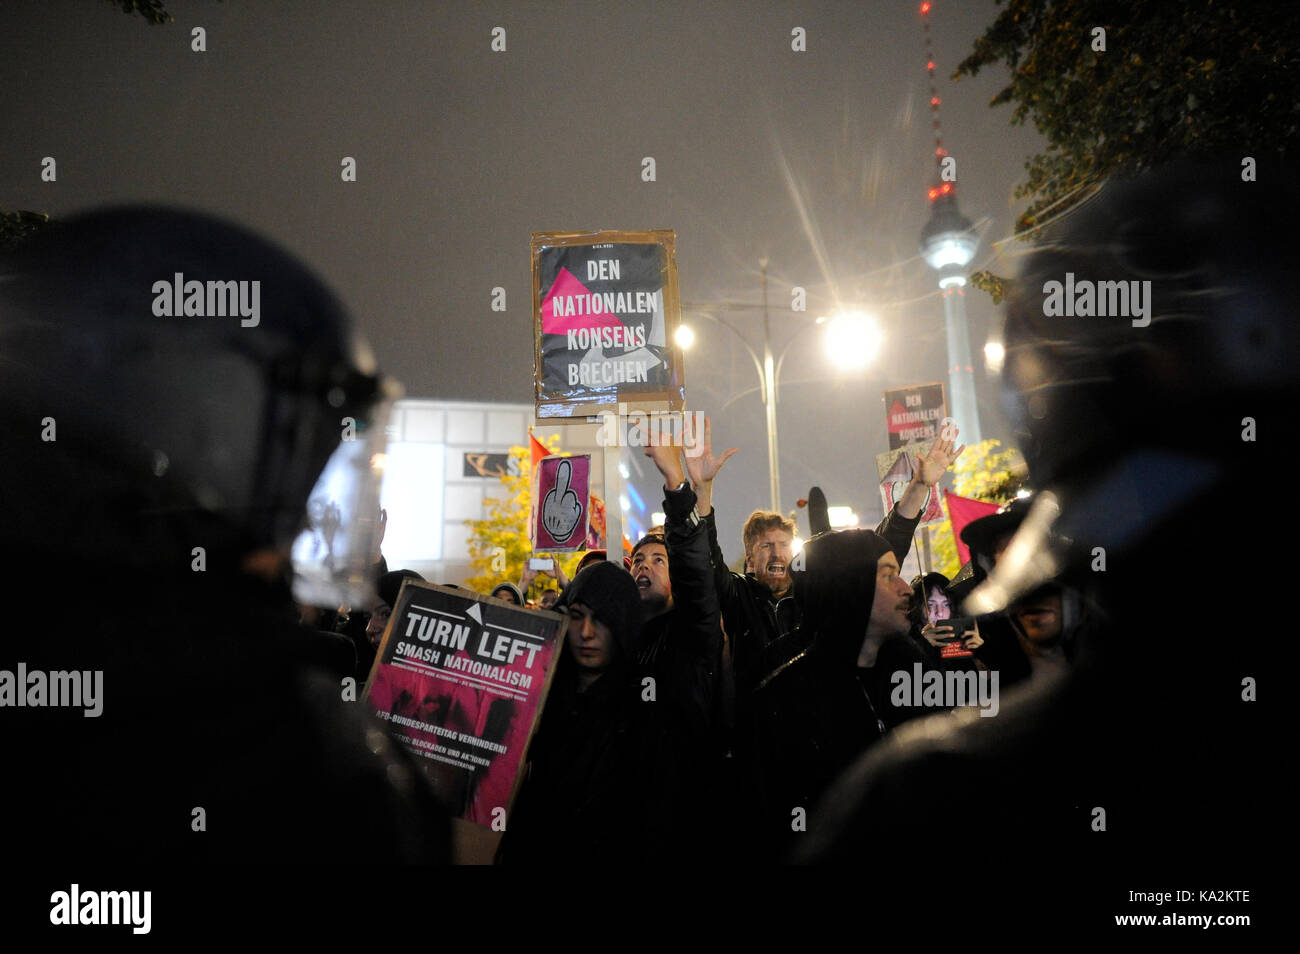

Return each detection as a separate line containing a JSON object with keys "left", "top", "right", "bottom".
{"left": 363, "top": 581, "right": 566, "bottom": 829}
{"left": 531, "top": 454, "right": 591, "bottom": 552}
{"left": 883, "top": 381, "right": 947, "bottom": 451}
{"left": 531, "top": 230, "right": 685, "bottom": 419}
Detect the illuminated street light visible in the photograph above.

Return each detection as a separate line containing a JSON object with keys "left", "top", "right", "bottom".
{"left": 684, "top": 266, "right": 880, "bottom": 512}
{"left": 822, "top": 310, "right": 883, "bottom": 370}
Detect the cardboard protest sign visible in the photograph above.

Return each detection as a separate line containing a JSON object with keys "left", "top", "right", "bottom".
{"left": 532, "top": 230, "right": 685, "bottom": 420}
{"left": 362, "top": 581, "right": 566, "bottom": 847}
{"left": 531, "top": 454, "right": 590, "bottom": 552}
{"left": 876, "top": 442, "right": 945, "bottom": 526}
{"left": 883, "top": 382, "right": 947, "bottom": 451}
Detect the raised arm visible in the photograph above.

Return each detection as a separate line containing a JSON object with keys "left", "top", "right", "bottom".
{"left": 643, "top": 440, "right": 722, "bottom": 641}
{"left": 681, "top": 415, "right": 742, "bottom": 602}
{"left": 878, "top": 431, "right": 966, "bottom": 561}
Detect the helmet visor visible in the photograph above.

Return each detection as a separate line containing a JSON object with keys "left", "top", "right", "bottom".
{"left": 290, "top": 397, "right": 393, "bottom": 609}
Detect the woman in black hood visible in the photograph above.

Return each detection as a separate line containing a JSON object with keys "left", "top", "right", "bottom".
{"left": 498, "top": 562, "right": 698, "bottom": 863}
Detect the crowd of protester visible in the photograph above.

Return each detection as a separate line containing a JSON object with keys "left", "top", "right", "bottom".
{"left": 301, "top": 416, "right": 1047, "bottom": 862}
{"left": 4, "top": 161, "right": 1275, "bottom": 871}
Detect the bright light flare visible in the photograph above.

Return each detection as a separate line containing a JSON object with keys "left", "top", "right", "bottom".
{"left": 823, "top": 310, "right": 882, "bottom": 370}
{"left": 674, "top": 324, "right": 695, "bottom": 349}
{"left": 984, "top": 340, "right": 1005, "bottom": 374}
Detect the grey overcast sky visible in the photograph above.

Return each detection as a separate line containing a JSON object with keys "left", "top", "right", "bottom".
{"left": 2, "top": 0, "right": 1046, "bottom": 550}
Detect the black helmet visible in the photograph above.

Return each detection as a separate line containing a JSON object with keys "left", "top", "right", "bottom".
{"left": 1000, "top": 158, "right": 1299, "bottom": 493}
{"left": 0, "top": 206, "right": 396, "bottom": 603}
{"left": 976, "top": 159, "right": 1299, "bottom": 611}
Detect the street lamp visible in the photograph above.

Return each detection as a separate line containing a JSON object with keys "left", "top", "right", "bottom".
{"left": 678, "top": 268, "right": 881, "bottom": 513}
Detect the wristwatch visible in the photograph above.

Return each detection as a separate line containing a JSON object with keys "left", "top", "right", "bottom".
{"left": 667, "top": 480, "right": 702, "bottom": 528}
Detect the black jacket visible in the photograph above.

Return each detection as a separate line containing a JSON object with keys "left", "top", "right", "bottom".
{"left": 795, "top": 485, "right": 1272, "bottom": 896}
{"left": 500, "top": 659, "right": 688, "bottom": 863}
{"left": 746, "top": 528, "right": 901, "bottom": 858}
{"left": 637, "top": 482, "right": 725, "bottom": 743}
{"left": 4, "top": 564, "right": 451, "bottom": 863}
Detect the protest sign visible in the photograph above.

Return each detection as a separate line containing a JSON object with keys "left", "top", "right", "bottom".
{"left": 876, "top": 442, "right": 945, "bottom": 525}
{"left": 883, "top": 382, "right": 947, "bottom": 451}
{"left": 532, "top": 230, "right": 685, "bottom": 420}
{"left": 363, "top": 580, "right": 567, "bottom": 856}
{"left": 531, "top": 454, "right": 591, "bottom": 551}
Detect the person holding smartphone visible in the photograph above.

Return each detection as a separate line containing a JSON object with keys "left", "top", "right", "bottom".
{"left": 911, "top": 573, "right": 984, "bottom": 661}
{"left": 518, "top": 553, "right": 570, "bottom": 605}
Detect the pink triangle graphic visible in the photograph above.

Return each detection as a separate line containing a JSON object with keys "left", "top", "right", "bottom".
{"left": 887, "top": 400, "right": 910, "bottom": 435}
{"left": 541, "top": 266, "right": 628, "bottom": 336}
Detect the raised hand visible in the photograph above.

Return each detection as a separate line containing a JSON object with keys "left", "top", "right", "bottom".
{"left": 547, "top": 554, "right": 570, "bottom": 588}
{"left": 682, "top": 415, "right": 737, "bottom": 487}
{"left": 644, "top": 440, "right": 686, "bottom": 490}
{"left": 913, "top": 431, "right": 966, "bottom": 487}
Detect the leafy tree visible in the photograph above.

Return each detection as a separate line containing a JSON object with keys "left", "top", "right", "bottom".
{"left": 463, "top": 439, "right": 583, "bottom": 599}
{"left": 0, "top": 210, "right": 50, "bottom": 253}
{"left": 105, "top": 0, "right": 174, "bottom": 24}
{"left": 957, "top": 0, "right": 1300, "bottom": 292}
{"left": 2, "top": 1, "right": 189, "bottom": 243}
{"left": 927, "top": 438, "right": 1027, "bottom": 578}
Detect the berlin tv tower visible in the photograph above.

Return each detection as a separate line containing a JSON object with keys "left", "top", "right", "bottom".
{"left": 917, "top": 1, "right": 983, "bottom": 445}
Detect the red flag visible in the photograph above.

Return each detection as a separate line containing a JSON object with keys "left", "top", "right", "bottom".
{"left": 529, "top": 431, "right": 550, "bottom": 469}
{"left": 943, "top": 489, "right": 1002, "bottom": 566}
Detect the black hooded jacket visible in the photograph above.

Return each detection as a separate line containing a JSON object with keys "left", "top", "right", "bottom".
{"left": 500, "top": 561, "right": 698, "bottom": 863}
{"left": 746, "top": 528, "right": 900, "bottom": 856}
{"left": 796, "top": 488, "right": 1270, "bottom": 889}
{"left": 635, "top": 483, "right": 724, "bottom": 744}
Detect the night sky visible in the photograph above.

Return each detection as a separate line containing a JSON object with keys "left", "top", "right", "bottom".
{"left": 2, "top": 0, "right": 1046, "bottom": 550}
